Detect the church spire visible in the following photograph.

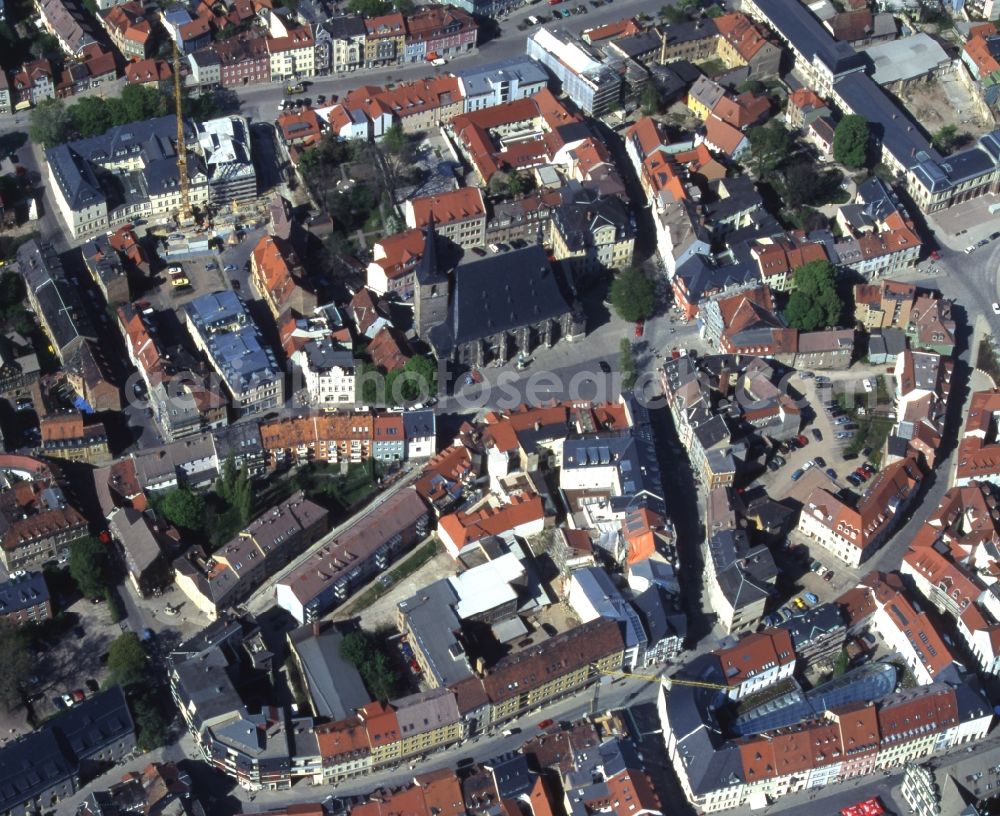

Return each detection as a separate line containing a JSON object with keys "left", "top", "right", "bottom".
{"left": 415, "top": 209, "right": 444, "bottom": 285}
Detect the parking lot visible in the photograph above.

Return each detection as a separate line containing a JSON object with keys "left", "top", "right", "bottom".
{"left": 22, "top": 594, "right": 126, "bottom": 727}
{"left": 758, "top": 370, "right": 887, "bottom": 502}
{"left": 143, "top": 248, "right": 233, "bottom": 312}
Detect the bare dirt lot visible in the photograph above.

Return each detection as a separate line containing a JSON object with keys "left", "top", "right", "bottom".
{"left": 900, "top": 76, "right": 994, "bottom": 141}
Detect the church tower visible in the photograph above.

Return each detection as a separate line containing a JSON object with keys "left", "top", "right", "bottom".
{"left": 413, "top": 213, "right": 450, "bottom": 339}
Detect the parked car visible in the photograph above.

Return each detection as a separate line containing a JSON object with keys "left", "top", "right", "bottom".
{"left": 791, "top": 468, "right": 804, "bottom": 481}
{"left": 826, "top": 468, "right": 837, "bottom": 480}
{"left": 774, "top": 455, "right": 786, "bottom": 467}
{"left": 797, "top": 434, "right": 809, "bottom": 447}
{"left": 803, "top": 592, "right": 819, "bottom": 605}
{"left": 836, "top": 431, "right": 854, "bottom": 440}
{"left": 810, "top": 560, "right": 822, "bottom": 572}
{"left": 847, "top": 474, "right": 862, "bottom": 486}
{"left": 812, "top": 428, "right": 823, "bottom": 441}
{"left": 538, "top": 719, "right": 555, "bottom": 729}
{"left": 813, "top": 456, "right": 826, "bottom": 468}
{"left": 767, "top": 459, "right": 780, "bottom": 472}
{"left": 634, "top": 320, "right": 644, "bottom": 337}
{"left": 823, "top": 570, "right": 835, "bottom": 582}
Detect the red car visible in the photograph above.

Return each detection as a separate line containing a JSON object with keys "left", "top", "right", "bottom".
{"left": 71, "top": 689, "right": 85, "bottom": 703}
{"left": 797, "top": 434, "right": 808, "bottom": 447}
{"left": 929, "top": 250, "right": 941, "bottom": 261}
{"left": 854, "top": 468, "right": 869, "bottom": 481}
{"left": 537, "top": 719, "right": 555, "bottom": 729}
{"left": 635, "top": 320, "right": 644, "bottom": 337}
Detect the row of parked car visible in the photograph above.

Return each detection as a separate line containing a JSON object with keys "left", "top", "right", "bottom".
{"left": 764, "top": 591, "right": 821, "bottom": 626}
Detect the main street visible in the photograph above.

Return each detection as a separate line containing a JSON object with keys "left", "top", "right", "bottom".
{"left": 234, "top": 0, "right": 677, "bottom": 125}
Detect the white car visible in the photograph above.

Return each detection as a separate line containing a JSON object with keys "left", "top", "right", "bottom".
{"left": 966, "top": 244, "right": 978, "bottom": 254}
{"left": 993, "top": 303, "right": 1000, "bottom": 315}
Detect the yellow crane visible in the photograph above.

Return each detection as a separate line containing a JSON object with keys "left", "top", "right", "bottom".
{"left": 172, "top": 40, "right": 192, "bottom": 223}
{"left": 592, "top": 664, "right": 730, "bottom": 691}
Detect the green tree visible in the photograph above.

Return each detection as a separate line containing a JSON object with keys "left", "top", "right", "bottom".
{"left": 69, "top": 536, "right": 109, "bottom": 600}
{"left": 106, "top": 632, "right": 148, "bottom": 688}
{"left": 610, "top": 267, "right": 656, "bottom": 323}
{"left": 619, "top": 338, "right": 637, "bottom": 389}
{"left": 71, "top": 97, "right": 114, "bottom": 138}
{"left": 380, "top": 122, "right": 410, "bottom": 160}
{"left": 640, "top": 84, "right": 661, "bottom": 116}
{"left": 507, "top": 171, "right": 530, "bottom": 197}
{"left": 30, "top": 33, "right": 61, "bottom": 61}
{"left": 0, "top": 272, "right": 24, "bottom": 308}
{"left": 488, "top": 171, "right": 510, "bottom": 198}
{"left": 339, "top": 630, "right": 397, "bottom": 700}
{"left": 130, "top": 687, "right": 169, "bottom": 751}
{"left": 746, "top": 121, "right": 792, "bottom": 178}
{"left": 112, "top": 84, "right": 169, "bottom": 125}
{"left": 931, "top": 123, "right": 959, "bottom": 154}
{"left": 158, "top": 488, "right": 206, "bottom": 532}
{"left": 737, "top": 79, "right": 765, "bottom": 95}
{"left": 783, "top": 163, "right": 841, "bottom": 209}
{"left": 784, "top": 259, "right": 842, "bottom": 331}
{"left": 347, "top": 0, "right": 390, "bottom": 14}
{"left": 833, "top": 647, "right": 850, "bottom": 678}
{"left": 233, "top": 467, "right": 252, "bottom": 524}
{"left": 833, "top": 115, "right": 870, "bottom": 169}
{"left": 29, "top": 99, "right": 73, "bottom": 148}
{"left": 0, "top": 628, "right": 32, "bottom": 711}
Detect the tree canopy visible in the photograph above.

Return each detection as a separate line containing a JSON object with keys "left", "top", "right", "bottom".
{"left": 833, "top": 115, "right": 870, "bottom": 169}
{"left": 610, "top": 267, "right": 656, "bottom": 323}
{"left": 157, "top": 488, "right": 206, "bottom": 532}
{"left": 106, "top": 632, "right": 148, "bottom": 688}
{"left": 216, "top": 456, "right": 252, "bottom": 527}
{"left": 784, "top": 260, "right": 842, "bottom": 331}
{"left": 619, "top": 338, "right": 636, "bottom": 390}
{"left": 783, "top": 163, "right": 844, "bottom": 209}
{"left": 29, "top": 99, "right": 73, "bottom": 148}
{"left": 641, "top": 85, "right": 661, "bottom": 116}
{"left": 746, "top": 121, "right": 792, "bottom": 178}
{"left": 931, "top": 124, "right": 959, "bottom": 154}
{"left": 339, "top": 630, "right": 397, "bottom": 701}
{"left": 0, "top": 628, "right": 32, "bottom": 711}
{"left": 69, "top": 536, "right": 110, "bottom": 600}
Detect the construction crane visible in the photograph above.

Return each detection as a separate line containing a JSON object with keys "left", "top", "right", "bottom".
{"left": 172, "top": 40, "right": 192, "bottom": 224}
{"left": 590, "top": 664, "right": 730, "bottom": 690}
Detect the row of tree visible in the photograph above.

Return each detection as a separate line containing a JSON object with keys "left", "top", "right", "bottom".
{"left": 29, "top": 86, "right": 223, "bottom": 148}
{"left": 339, "top": 630, "right": 398, "bottom": 701}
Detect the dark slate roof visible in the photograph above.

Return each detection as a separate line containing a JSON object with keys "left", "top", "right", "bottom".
{"left": 319, "top": 14, "right": 366, "bottom": 39}
{"left": 675, "top": 254, "right": 760, "bottom": 305}
{"left": 834, "top": 72, "right": 937, "bottom": 170}
{"left": 0, "top": 730, "right": 74, "bottom": 813}
{"left": 751, "top": 0, "right": 867, "bottom": 74}
{"left": 287, "top": 624, "right": 370, "bottom": 720}
{"left": 403, "top": 408, "right": 436, "bottom": 440}
{"left": 16, "top": 240, "right": 94, "bottom": 353}
{"left": 774, "top": 603, "right": 845, "bottom": 651}
{"left": 46, "top": 144, "right": 105, "bottom": 210}
{"left": 715, "top": 545, "right": 776, "bottom": 610}
{"left": 428, "top": 245, "right": 574, "bottom": 353}
{"left": 552, "top": 186, "right": 634, "bottom": 252}
{"left": 489, "top": 753, "right": 535, "bottom": 799}
{"left": 633, "top": 584, "right": 687, "bottom": 644}
{"left": 0, "top": 571, "right": 49, "bottom": 615}
{"left": 54, "top": 685, "right": 135, "bottom": 761}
